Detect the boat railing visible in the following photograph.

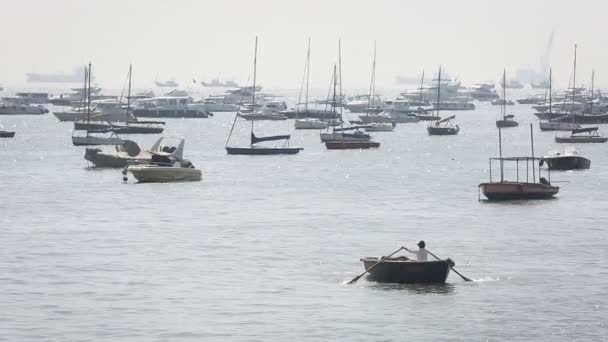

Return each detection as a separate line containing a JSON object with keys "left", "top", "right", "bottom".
{"left": 487, "top": 156, "right": 552, "bottom": 184}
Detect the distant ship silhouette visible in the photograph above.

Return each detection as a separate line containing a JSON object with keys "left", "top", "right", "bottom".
{"left": 26, "top": 67, "right": 93, "bottom": 83}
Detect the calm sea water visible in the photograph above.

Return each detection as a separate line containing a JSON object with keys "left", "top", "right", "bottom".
{"left": 1, "top": 88, "right": 607, "bottom": 341}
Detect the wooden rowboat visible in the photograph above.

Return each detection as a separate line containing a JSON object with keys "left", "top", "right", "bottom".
{"left": 360, "top": 257, "right": 454, "bottom": 284}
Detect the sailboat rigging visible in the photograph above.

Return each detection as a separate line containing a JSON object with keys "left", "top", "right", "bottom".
{"left": 225, "top": 37, "right": 303, "bottom": 155}
{"left": 496, "top": 69, "right": 518, "bottom": 128}
{"left": 427, "top": 66, "right": 459, "bottom": 135}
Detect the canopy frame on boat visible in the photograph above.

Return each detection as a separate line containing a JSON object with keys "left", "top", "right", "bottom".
{"left": 487, "top": 156, "right": 552, "bottom": 184}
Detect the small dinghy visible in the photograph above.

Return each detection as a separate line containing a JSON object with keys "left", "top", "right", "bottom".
{"left": 360, "top": 257, "right": 454, "bottom": 284}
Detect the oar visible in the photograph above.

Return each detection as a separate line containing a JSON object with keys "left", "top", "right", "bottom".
{"left": 427, "top": 249, "right": 472, "bottom": 282}
{"left": 347, "top": 246, "right": 405, "bottom": 284}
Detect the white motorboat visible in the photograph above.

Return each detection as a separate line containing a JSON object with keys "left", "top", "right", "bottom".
{"left": 126, "top": 162, "right": 202, "bottom": 183}
{"left": 344, "top": 94, "right": 383, "bottom": 113}
{"left": 191, "top": 96, "right": 240, "bottom": 112}
{"left": 85, "top": 136, "right": 185, "bottom": 168}
{"left": 433, "top": 101, "right": 475, "bottom": 110}
{"left": 49, "top": 86, "right": 112, "bottom": 106}
{"left": 55, "top": 99, "right": 137, "bottom": 122}
{"left": 238, "top": 101, "right": 288, "bottom": 120}
{"left": 365, "top": 122, "right": 395, "bottom": 132}
{"left": 465, "top": 83, "right": 499, "bottom": 101}
{"left": 295, "top": 118, "right": 328, "bottom": 129}
{"left": 133, "top": 94, "right": 211, "bottom": 118}
{"left": 0, "top": 103, "right": 48, "bottom": 115}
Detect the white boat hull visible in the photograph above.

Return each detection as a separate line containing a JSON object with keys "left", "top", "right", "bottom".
{"left": 127, "top": 165, "right": 202, "bottom": 182}
{"left": 295, "top": 119, "right": 328, "bottom": 129}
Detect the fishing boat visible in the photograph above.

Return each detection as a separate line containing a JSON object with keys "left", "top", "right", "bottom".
{"left": 360, "top": 257, "right": 454, "bottom": 284}
{"left": 225, "top": 37, "right": 302, "bottom": 156}
{"left": 496, "top": 69, "right": 519, "bottom": 128}
{"left": 427, "top": 67, "right": 459, "bottom": 136}
{"left": 541, "top": 148, "right": 590, "bottom": 170}
{"left": 479, "top": 124, "right": 559, "bottom": 200}
{"left": 85, "top": 136, "right": 185, "bottom": 168}
{"left": 125, "top": 160, "right": 201, "bottom": 183}
{"left": 555, "top": 127, "right": 608, "bottom": 143}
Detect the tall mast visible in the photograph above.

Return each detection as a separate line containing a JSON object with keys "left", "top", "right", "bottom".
{"left": 502, "top": 68, "right": 506, "bottom": 119}
{"left": 126, "top": 64, "right": 132, "bottom": 124}
{"left": 571, "top": 44, "right": 577, "bottom": 114}
{"left": 86, "top": 62, "right": 92, "bottom": 136}
{"left": 498, "top": 126, "right": 503, "bottom": 182}
{"left": 589, "top": 70, "right": 595, "bottom": 114}
{"left": 530, "top": 123, "right": 536, "bottom": 183}
{"left": 338, "top": 39, "right": 344, "bottom": 129}
{"left": 549, "top": 68, "right": 552, "bottom": 113}
{"left": 305, "top": 37, "right": 310, "bottom": 114}
{"left": 366, "top": 40, "right": 376, "bottom": 116}
{"left": 81, "top": 64, "right": 88, "bottom": 114}
{"left": 250, "top": 36, "right": 258, "bottom": 146}
{"left": 436, "top": 66, "right": 441, "bottom": 118}
{"left": 332, "top": 64, "right": 337, "bottom": 118}
{"left": 418, "top": 70, "right": 424, "bottom": 104}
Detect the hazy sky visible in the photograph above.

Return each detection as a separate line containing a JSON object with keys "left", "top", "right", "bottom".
{"left": 1, "top": 0, "right": 608, "bottom": 89}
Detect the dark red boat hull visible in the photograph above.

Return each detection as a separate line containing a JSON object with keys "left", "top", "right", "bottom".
{"left": 479, "top": 182, "right": 559, "bottom": 200}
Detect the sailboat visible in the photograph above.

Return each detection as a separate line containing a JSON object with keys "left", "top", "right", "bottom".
{"left": 225, "top": 37, "right": 303, "bottom": 155}
{"left": 325, "top": 41, "right": 380, "bottom": 150}
{"left": 427, "top": 66, "right": 459, "bottom": 135}
{"left": 479, "top": 124, "right": 559, "bottom": 200}
{"left": 496, "top": 69, "right": 519, "bottom": 128}
{"left": 539, "top": 68, "right": 581, "bottom": 131}
{"left": 361, "top": 41, "right": 394, "bottom": 133}
{"left": 74, "top": 65, "right": 165, "bottom": 134}
{"left": 72, "top": 63, "right": 126, "bottom": 146}
{"left": 288, "top": 39, "right": 335, "bottom": 126}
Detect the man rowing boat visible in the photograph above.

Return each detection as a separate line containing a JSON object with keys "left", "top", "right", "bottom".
{"left": 404, "top": 240, "right": 428, "bottom": 261}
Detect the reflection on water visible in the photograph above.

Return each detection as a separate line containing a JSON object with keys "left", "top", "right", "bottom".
{"left": 368, "top": 282, "right": 456, "bottom": 295}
